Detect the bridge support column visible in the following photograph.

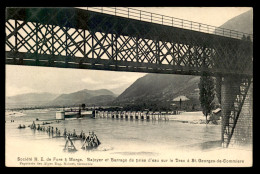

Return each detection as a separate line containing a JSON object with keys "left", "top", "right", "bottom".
{"left": 221, "top": 75, "right": 241, "bottom": 147}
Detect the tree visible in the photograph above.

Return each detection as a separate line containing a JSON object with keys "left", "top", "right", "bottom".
{"left": 215, "top": 76, "right": 222, "bottom": 105}
{"left": 198, "top": 71, "right": 215, "bottom": 124}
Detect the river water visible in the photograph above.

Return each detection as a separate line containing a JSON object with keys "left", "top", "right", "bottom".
{"left": 5, "top": 109, "right": 252, "bottom": 167}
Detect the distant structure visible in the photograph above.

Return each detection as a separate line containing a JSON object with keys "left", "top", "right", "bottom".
{"left": 172, "top": 95, "right": 190, "bottom": 102}
{"left": 210, "top": 108, "right": 222, "bottom": 121}
{"left": 172, "top": 96, "right": 189, "bottom": 110}
{"left": 56, "top": 111, "right": 65, "bottom": 120}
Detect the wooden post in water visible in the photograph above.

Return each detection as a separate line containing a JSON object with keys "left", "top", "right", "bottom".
{"left": 119, "top": 111, "right": 122, "bottom": 119}
{"left": 115, "top": 111, "right": 118, "bottom": 119}
{"left": 143, "top": 111, "right": 146, "bottom": 120}
{"left": 121, "top": 111, "right": 124, "bottom": 119}
{"left": 123, "top": 111, "right": 125, "bottom": 119}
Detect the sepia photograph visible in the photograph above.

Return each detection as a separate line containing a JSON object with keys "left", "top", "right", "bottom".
{"left": 5, "top": 7, "right": 253, "bottom": 167}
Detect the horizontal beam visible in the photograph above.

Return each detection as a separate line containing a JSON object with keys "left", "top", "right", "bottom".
{"left": 6, "top": 51, "right": 252, "bottom": 77}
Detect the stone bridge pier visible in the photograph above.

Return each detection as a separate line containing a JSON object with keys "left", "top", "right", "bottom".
{"left": 221, "top": 75, "right": 252, "bottom": 148}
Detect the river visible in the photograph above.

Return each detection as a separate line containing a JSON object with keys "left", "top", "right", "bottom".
{"left": 5, "top": 109, "right": 252, "bottom": 167}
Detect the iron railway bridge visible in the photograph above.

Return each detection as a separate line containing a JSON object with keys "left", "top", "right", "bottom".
{"left": 5, "top": 7, "right": 253, "bottom": 148}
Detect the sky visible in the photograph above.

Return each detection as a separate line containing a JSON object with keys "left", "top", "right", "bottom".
{"left": 5, "top": 7, "right": 252, "bottom": 97}
{"left": 132, "top": 7, "right": 251, "bottom": 27}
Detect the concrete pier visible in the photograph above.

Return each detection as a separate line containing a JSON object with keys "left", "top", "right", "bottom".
{"left": 95, "top": 110, "right": 170, "bottom": 121}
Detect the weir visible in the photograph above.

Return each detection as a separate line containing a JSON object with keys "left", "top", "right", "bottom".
{"left": 94, "top": 111, "right": 169, "bottom": 121}
{"left": 5, "top": 7, "right": 253, "bottom": 147}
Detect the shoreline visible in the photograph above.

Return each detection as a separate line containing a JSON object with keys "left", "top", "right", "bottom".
{"left": 168, "top": 111, "right": 220, "bottom": 125}
{"left": 5, "top": 109, "right": 220, "bottom": 125}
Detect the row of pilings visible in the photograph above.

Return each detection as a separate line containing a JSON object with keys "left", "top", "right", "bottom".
{"left": 94, "top": 110, "right": 181, "bottom": 120}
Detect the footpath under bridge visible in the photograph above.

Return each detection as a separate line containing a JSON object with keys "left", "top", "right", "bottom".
{"left": 5, "top": 7, "right": 253, "bottom": 148}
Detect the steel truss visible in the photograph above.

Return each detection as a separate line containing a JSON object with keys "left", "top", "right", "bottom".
{"left": 5, "top": 7, "right": 252, "bottom": 77}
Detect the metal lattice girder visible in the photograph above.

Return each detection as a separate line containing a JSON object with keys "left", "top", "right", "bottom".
{"left": 5, "top": 7, "right": 253, "bottom": 77}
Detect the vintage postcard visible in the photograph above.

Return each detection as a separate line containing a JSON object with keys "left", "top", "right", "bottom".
{"left": 5, "top": 7, "right": 253, "bottom": 167}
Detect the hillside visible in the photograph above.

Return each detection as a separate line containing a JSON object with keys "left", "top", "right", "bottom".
{"left": 6, "top": 89, "right": 117, "bottom": 109}
{"left": 113, "top": 74, "right": 200, "bottom": 109}
{"left": 6, "top": 92, "right": 58, "bottom": 108}
{"left": 48, "top": 89, "right": 116, "bottom": 106}
{"left": 220, "top": 9, "right": 253, "bottom": 34}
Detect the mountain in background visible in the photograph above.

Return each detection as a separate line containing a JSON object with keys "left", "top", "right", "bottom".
{"left": 220, "top": 9, "right": 253, "bottom": 34}
{"left": 6, "top": 89, "right": 117, "bottom": 109}
{"left": 48, "top": 89, "right": 117, "bottom": 107}
{"left": 6, "top": 92, "right": 59, "bottom": 108}
{"left": 113, "top": 74, "right": 200, "bottom": 108}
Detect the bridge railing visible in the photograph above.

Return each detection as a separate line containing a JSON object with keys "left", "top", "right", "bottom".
{"left": 82, "top": 7, "right": 252, "bottom": 40}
